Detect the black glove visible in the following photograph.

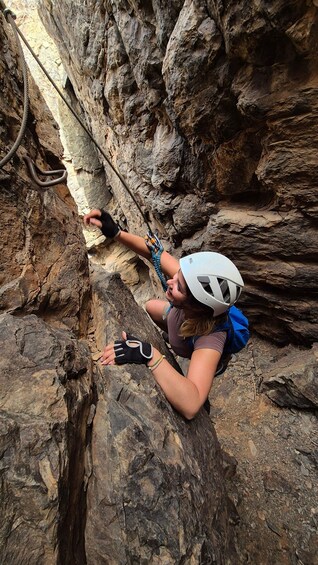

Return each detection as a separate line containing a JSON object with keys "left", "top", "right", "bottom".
{"left": 114, "top": 334, "right": 153, "bottom": 365}
{"left": 100, "top": 209, "right": 121, "bottom": 238}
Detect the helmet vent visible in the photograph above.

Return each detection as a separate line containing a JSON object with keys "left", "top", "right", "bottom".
{"left": 236, "top": 286, "right": 242, "bottom": 301}
{"left": 197, "top": 275, "right": 214, "bottom": 296}
{"left": 218, "top": 278, "right": 230, "bottom": 303}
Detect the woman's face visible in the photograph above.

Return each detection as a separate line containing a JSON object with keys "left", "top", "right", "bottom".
{"left": 166, "top": 270, "right": 188, "bottom": 306}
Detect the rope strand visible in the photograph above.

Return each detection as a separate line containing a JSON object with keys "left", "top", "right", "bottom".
{"left": 15, "top": 16, "right": 151, "bottom": 231}
{"left": 0, "top": 8, "right": 29, "bottom": 168}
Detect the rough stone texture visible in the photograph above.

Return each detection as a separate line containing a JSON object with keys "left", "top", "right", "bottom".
{"left": 210, "top": 337, "right": 318, "bottom": 565}
{"left": 0, "top": 313, "right": 93, "bottom": 565}
{"left": 2, "top": 3, "right": 318, "bottom": 565}
{"left": 0, "top": 14, "right": 239, "bottom": 565}
{"left": 9, "top": 0, "right": 159, "bottom": 296}
{"left": 0, "top": 9, "right": 90, "bottom": 335}
{"left": 260, "top": 344, "right": 318, "bottom": 409}
{"left": 8, "top": 0, "right": 112, "bottom": 251}
{"left": 0, "top": 11, "right": 94, "bottom": 564}
{"left": 37, "top": 0, "right": 318, "bottom": 345}
{"left": 85, "top": 266, "right": 238, "bottom": 564}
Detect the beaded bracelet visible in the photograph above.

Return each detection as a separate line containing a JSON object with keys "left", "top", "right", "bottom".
{"left": 148, "top": 354, "right": 166, "bottom": 371}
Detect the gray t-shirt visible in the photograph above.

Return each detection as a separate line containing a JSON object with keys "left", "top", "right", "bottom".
{"left": 166, "top": 307, "right": 226, "bottom": 359}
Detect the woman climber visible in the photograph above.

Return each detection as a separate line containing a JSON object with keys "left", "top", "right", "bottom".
{"left": 83, "top": 209, "right": 245, "bottom": 420}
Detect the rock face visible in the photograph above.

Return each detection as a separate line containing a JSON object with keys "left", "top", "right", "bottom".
{"left": 37, "top": 0, "right": 318, "bottom": 345}
{"left": 0, "top": 10, "right": 238, "bottom": 564}
{"left": 0, "top": 6, "right": 90, "bottom": 335}
{"left": 0, "top": 313, "right": 93, "bottom": 565}
{"left": 9, "top": 0, "right": 113, "bottom": 234}
{"left": 210, "top": 337, "right": 318, "bottom": 565}
{"left": 260, "top": 344, "right": 318, "bottom": 409}
{"left": 86, "top": 267, "right": 237, "bottom": 564}
{"left": 0, "top": 10, "right": 93, "bottom": 563}
{"left": 0, "top": 270, "right": 238, "bottom": 565}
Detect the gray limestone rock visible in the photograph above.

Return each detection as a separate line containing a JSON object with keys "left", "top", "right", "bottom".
{"left": 0, "top": 313, "right": 93, "bottom": 565}
{"left": 85, "top": 266, "right": 238, "bottom": 564}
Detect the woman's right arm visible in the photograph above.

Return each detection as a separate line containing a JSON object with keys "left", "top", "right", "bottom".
{"left": 117, "top": 231, "right": 179, "bottom": 277}
{"left": 84, "top": 209, "right": 179, "bottom": 278}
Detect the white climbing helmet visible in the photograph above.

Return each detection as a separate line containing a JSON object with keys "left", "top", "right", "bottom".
{"left": 179, "top": 252, "right": 244, "bottom": 317}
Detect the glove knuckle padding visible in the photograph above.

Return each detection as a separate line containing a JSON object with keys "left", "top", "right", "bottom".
{"left": 114, "top": 336, "right": 153, "bottom": 365}
{"left": 100, "top": 209, "right": 120, "bottom": 238}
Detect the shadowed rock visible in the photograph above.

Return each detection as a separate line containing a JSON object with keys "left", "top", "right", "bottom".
{"left": 261, "top": 344, "right": 318, "bottom": 409}
{"left": 0, "top": 9, "right": 90, "bottom": 336}
{"left": 0, "top": 313, "right": 93, "bottom": 565}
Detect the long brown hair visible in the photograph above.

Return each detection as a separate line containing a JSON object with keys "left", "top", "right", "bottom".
{"left": 179, "top": 287, "right": 227, "bottom": 338}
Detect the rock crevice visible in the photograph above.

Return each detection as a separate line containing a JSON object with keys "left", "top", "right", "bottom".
{"left": 37, "top": 0, "right": 318, "bottom": 345}
{"left": 1, "top": 3, "right": 318, "bottom": 564}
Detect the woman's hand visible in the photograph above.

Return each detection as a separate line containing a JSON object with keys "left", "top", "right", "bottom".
{"left": 100, "top": 331, "right": 153, "bottom": 365}
{"left": 100, "top": 338, "right": 117, "bottom": 366}
{"left": 83, "top": 209, "right": 102, "bottom": 228}
{"left": 100, "top": 333, "right": 219, "bottom": 420}
{"left": 83, "top": 209, "right": 121, "bottom": 238}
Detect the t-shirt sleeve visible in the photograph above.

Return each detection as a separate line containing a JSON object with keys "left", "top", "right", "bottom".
{"left": 193, "top": 331, "right": 227, "bottom": 354}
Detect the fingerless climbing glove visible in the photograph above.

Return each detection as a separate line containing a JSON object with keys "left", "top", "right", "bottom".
{"left": 100, "top": 209, "right": 121, "bottom": 238}
{"left": 114, "top": 334, "right": 153, "bottom": 365}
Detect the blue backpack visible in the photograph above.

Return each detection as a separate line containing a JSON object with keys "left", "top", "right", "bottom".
{"left": 192, "top": 305, "right": 249, "bottom": 376}
{"left": 216, "top": 305, "right": 249, "bottom": 356}
{"left": 145, "top": 233, "right": 250, "bottom": 374}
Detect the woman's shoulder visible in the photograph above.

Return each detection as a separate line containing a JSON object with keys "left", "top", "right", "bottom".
{"left": 167, "top": 306, "right": 184, "bottom": 322}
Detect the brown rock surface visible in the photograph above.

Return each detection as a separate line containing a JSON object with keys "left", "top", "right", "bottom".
{"left": 0, "top": 12, "right": 239, "bottom": 565}
{"left": 0, "top": 7, "right": 90, "bottom": 335}
{"left": 38, "top": 0, "right": 318, "bottom": 344}
{"left": 2, "top": 3, "right": 318, "bottom": 565}
{"left": 85, "top": 266, "right": 238, "bottom": 564}
{"left": 261, "top": 344, "right": 318, "bottom": 409}
{"left": 0, "top": 9, "right": 93, "bottom": 564}
{"left": 0, "top": 313, "right": 93, "bottom": 564}
{"left": 210, "top": 337, "right": 318, "bottom": 565}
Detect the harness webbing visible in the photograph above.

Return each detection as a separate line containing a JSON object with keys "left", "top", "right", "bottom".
{"left": 145, "top": 232, "right": 168, "bottom": 291}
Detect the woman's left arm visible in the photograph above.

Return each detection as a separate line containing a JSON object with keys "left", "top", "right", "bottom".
{"left": 101, "top": 336, "right": 221, "bottom": 420}
{"left": 146, "top": 348, "right": 221, "bottom": 420}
